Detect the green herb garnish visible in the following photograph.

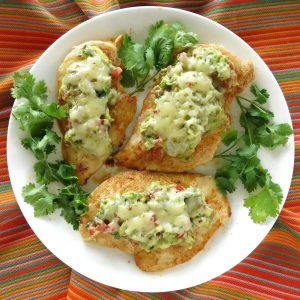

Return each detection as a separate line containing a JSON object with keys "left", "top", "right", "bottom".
{"left": 215, "top": 84, "right": 293, "bottom": 223}
{"left": 118, "top": 20, "right": 197, "bottom": 94}
{"left": 12, "top": 71, "right": 88, "bottom": 230}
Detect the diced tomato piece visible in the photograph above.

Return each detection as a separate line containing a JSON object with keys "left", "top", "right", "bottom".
{"left": 176, "top": 184, "right": 185, "bottom": 191}
{"left": 89, "top": 227, "right": 95, "bottom": 236}
{"left": 112, "top": 67, "right": 122, "bottom": 79}
{"left": 96, "top": 223, "right": 109, "bottom": 232}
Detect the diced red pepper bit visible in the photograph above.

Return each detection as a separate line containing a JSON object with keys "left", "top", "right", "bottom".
{"left": 112, "top": 67, "right": 122, "bottom": 79}
{"left": 89, "top": 226, "right": 95, "bottom": 236}
{"left": 176, "top": 184, "right": 185, "bottom": 191}
{"left": 96, "top": 223, "right": 109, "bottom": 232}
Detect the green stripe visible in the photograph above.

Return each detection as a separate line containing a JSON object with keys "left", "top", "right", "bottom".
{"left": 1, "top": 244, "right": 45, "bottom": 262}
{"left": 193, "top": 284, "right": 257, "bottom": 300}
{"left": 2, "top": 264, "right": 69, "bottom": 287}
{"left": 0, "top": 239, "right": 41, "bottom": 256}
{"left": 1, "top": 256, "right": 59, "bottom": 277}
{"left": 254, "top": 252, "right": 300, "bottom": 268}
{"left": 259, "top": 245, "right": 300, "bottom": 260}
{"left": 2, "top": 276, "right": 69, "bottom": 296}
{"left": 273, "top": 219, "right": 300, "bottom": 239}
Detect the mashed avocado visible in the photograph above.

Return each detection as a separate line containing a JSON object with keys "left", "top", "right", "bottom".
{"left": 88, "top": 182, "right": 214, "bottom": 251}
{"left": 141, "top": 47, "right": 231, "bottom": 160}
{"left": 60, "top": 44, "right": 119, "bottom": 157}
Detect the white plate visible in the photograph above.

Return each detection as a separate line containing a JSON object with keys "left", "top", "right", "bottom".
{"left": 7, "top": 7, "right": 294, "bottom": 292}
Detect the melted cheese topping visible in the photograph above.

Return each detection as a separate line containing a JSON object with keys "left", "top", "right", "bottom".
{"left": 61, "top": 45, "right": 119, "bottom": 157}
{"left": 141, "top": 46, "right": 231, "bottom": 160}
{"left": 88, "top": 182, "right": 214, "bottom": 251}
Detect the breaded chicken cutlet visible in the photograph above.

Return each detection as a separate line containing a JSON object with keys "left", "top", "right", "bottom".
{"left": 57, "top": 38, "right": 136, "bottom": 184}
{"left": 80, "top": 170, "right": 230, "bottom": 272}
{"left": 115, "top": 44, "right": 254, "bottom": 171}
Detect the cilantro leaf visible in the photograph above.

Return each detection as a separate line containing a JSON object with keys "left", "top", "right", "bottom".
{"left": 120, "top": 69, "right": 135, "bottom": 88}
{"left": 21, "top": 137, "right": 43, "bottom": 160}
{"left": 43, "top": 103, "right": 66, "bottom": 119}
{"left": 154, "top": 38, "right": 174, "bottom": 69}
{"left": 21, "top": 129, "right": 60, "bottom": 160}
{"left": 118, "top": 35, "right": 149, "bottom": 87}
{"left": 58, "top": 184, "right": 89, "bottom": 229}
{"left": 59, "top": 201, "right": 78, "bottom": 230}
{"left": 22, "top": 183, "right": 57, "bottom": 217}
{"left": 34, "top": 161, "right": 57, "bottom": 184}
{"left": 247, "top": 105, "right": 274, "bottom": 123}
{"left": 240, "top": 158, "right": 267, "bottom": 192}
{"left": 257, "top": 123, "right": 293, "bottom": 149}
{"left": 216, "top": 144, "right": 266, "bottom": 193}
{"left": 222, "top": 129, "right": 238, "bottom": 146}
{"left": 215, "top": 167, "right": 239, "bottom": 194}
{"left": 244, "top": 176, "right": 283, "bottom": 223}
{"left": 250, "top": 84, "right": 270, "bottom": 104}
{"left": 215, "top": 84, "right": 292, "bottom": 223}
{"left": 118, "top": 21, "right": 198, "bottom": 94}
{"left": 146, "top": 20, "right": 175, "bottom": 49}
{"left": 13, "top": 105, "right": 53, "bottom": 137}
{"left": 54, "top": 161, "right": 78, "bottom": 185}
{"left": 236, "top": 144, "right": 258, "bottom": 157}
{"left": 12, "top": 71, "right": 48, "bottom": 111}
{"left": 145, "top": 47, "right": 155, "bottom": 69}
{"left": 171, "top": 21, "right": 185, "bottom": 31}
{"left": 11, "top": 71, "right": 36, "bottom": 102}
{"left": 37, "top": 129, "right": 61, "bottom": 154}
{"left": 146, "top": 21, "right": 175, "bottom": 69}
{"left": 12, "top": 71, "right": 89, "bottom": 230}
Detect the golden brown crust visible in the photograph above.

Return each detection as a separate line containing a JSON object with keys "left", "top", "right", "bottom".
{"left": 79, "top": 170, "right": 231, "bottom": 272}
{"left": 114, "top": 44, "right": 254, "bottom": 172}
{"left": 57, "top": 39, "right": 137, "bottom": 185}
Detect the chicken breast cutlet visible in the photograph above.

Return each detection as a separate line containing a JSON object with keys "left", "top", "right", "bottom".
{"left": 79, "top": 170, "right": 230, "bottom": 272}
{"left": 115, "top": 44, "right": 254, "bottom": 171}
{"left": 57, "top": 39, "right": 136, "bottom": 184}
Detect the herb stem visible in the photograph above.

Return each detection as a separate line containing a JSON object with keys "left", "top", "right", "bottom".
{"left": 238, "top": 95, "right": 266, "bottom": 111}
{"left": 129, "top": 70, "right": 160, "bottom": 95}
{"left": 216, "top": 136, "right": 243, "bottom": 157}
{"left": 237, "top": 97, "right": 253, "bottom": 145}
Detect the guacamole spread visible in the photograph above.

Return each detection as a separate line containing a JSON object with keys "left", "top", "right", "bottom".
{"left": 60, "top": 44, "right": 119, "bottom": 157}
{"left": 141, "top": 47, "right": 231, "bottom": 160}
{"left": 88, "top": 182, "right": 214, "bottom": 251}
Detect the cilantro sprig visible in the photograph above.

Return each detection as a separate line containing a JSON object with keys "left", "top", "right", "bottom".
{"left": 118, "top": 20, "right": 198, "bottom": 94}
{"left": 12, "top": 71, "right": 88, "bottom": 229}
{"left": 215, "top": 85, "right": 293, "bottom": 223}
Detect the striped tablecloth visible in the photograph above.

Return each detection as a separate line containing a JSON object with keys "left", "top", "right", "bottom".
{"left": 1, "top": 1, "right": 299, "bottom": 299}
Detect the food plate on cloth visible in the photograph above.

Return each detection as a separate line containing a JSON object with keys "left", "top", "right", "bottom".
{"left": 7, "top": 7, "right": 294, "bottom": 292}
